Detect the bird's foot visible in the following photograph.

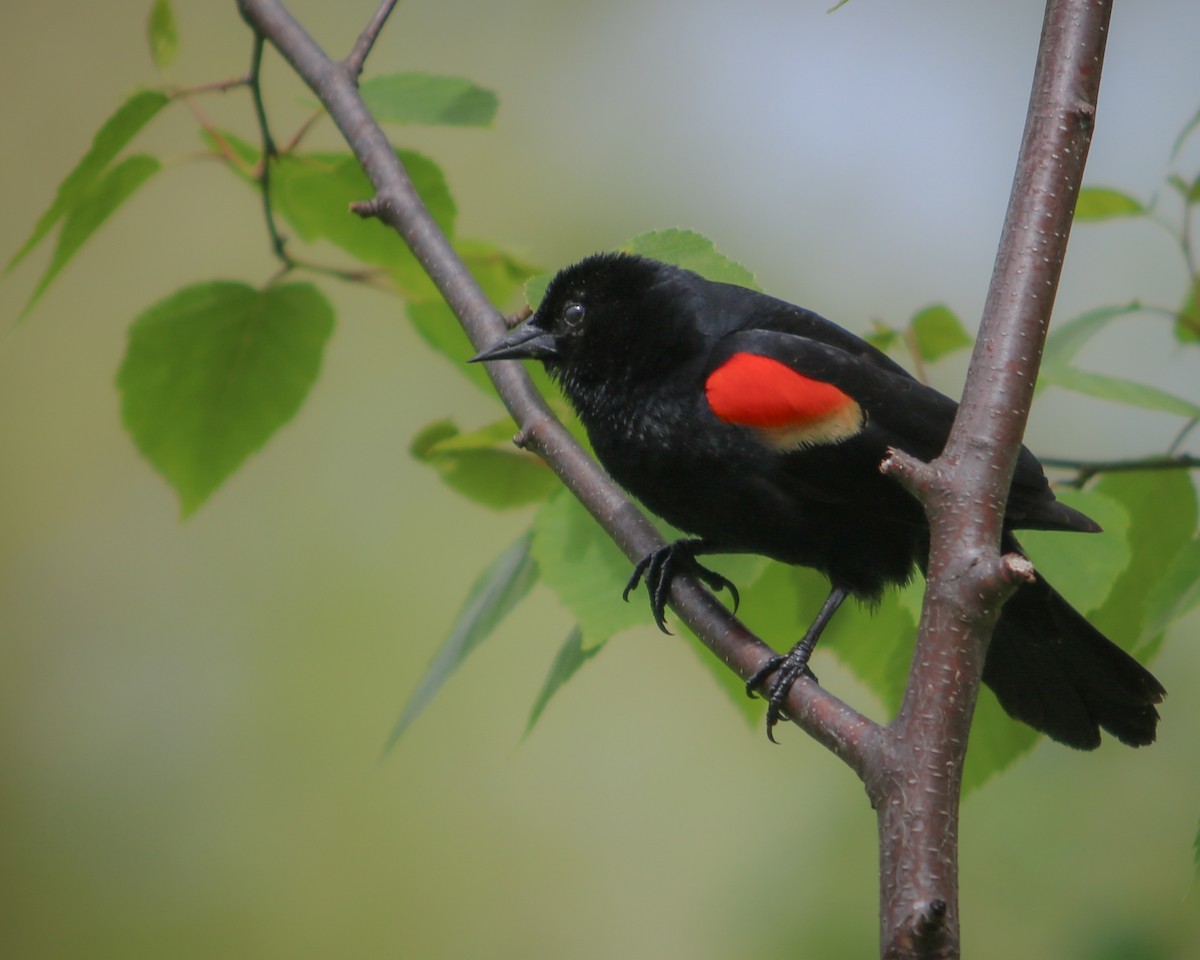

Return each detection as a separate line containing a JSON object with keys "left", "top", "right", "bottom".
{"left": 745, "top": 647, "right": 819, "bottom": 744}
{"left": 623, "top": 540, "right": 740, "bottom": 633}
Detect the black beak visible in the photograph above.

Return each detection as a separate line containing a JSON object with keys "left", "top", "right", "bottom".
{"left": 470, "top": 321, "right": 560, "bottom": 362}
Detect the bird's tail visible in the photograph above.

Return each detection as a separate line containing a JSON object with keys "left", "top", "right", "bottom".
{"left": 983, "top": 572, "right": 1165, "bottom": 749}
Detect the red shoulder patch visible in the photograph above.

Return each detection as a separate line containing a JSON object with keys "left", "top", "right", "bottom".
{"left": 705, "top": 352, "right": 854, "bottom": 428}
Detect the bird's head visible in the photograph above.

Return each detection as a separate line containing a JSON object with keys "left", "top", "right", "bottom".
{"left": 471, "top": 253, "right": 705, "bottom": 388}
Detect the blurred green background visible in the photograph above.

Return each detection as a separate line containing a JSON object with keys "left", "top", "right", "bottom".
{"left": 2, "top": 2, "right": 1199, "bottom": 958}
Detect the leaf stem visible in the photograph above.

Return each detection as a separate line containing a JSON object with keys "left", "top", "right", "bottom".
{"left": 247, "top": 32, "right": 290, "bottom": 270}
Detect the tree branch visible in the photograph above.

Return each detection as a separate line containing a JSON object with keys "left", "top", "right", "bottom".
{"left": 1042, "top": 452, "right": 1200, "bottom": 487}
{"left": 873, "top": 2, "right": 1113, "bottom": 957}
{"left": 233, "top": 0, "right": 880, "bottom": 774}
{"left": 234, "top": 3, "right": 1116, "bottom": 957}
{"left": 343, "top": 0, "right": 401, "bottom": 79}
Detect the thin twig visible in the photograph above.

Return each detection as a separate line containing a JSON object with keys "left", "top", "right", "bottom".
{"left": 172, "top": 75, "right": 252, "bottom": 97}
{"left": 344, "top": 0, "right": 402, "bottom": 79}
{"left": 1168, "top": 417, "right": 1199, "bottom": 455}
{"left": 247, "top": 31, "right": 289, "bottom": 268}
{"left": 280, "top": 108, "right": 325, "bottom": 154}
{"left": 1042, "top": 452, "right": 1200, "bottom": 487}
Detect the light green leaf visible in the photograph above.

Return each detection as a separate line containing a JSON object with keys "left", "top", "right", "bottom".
{"left": 147, "top": 0, "right": 179, "bottom": 71}
{"left": 738, "top": 562, "right": 915, "bottom": 718}
{"left": 407, "top": 299, "right": 495, "bottom": 394}
{"left": 525, "top": 627, "right": 602, "bottom": 735}
{"left": 911, "top": 304, "right": 972, "bottom": 362}
{"left": 411, "top": 418, "right": 559, "bottom": 510}
{"left": 407, "top": 300, "right": 560, "bottom": 403}
{"left": 864, "top": 322, "right": 900, "bottom": 354}
{"left": 199, "top": 128, "right": 260, "bottom": 174}
{"left": 1040, "top": 365, "right": 1200, "bottom": 419}
{"left": 962, "top": 689, "right": 1040, "bottom": 795}
{"left": 1018, "top": 489, "right": 1130, "bottom": 615}
{"left": 1177, "top": 279, "right": 1200, "bottom": 344}
{"left": 117, "top": 281, "right": 334, "bottom": 516}
{"left": 384, "top": 533, "right": 538, "bottom": 752}
{"left": 1042, "top": 302, "right": 1142, "bottom": 369}
{"left": 525, "top": 273, "right": 552, "bottom": 310}
{"left": 1075, "top": 187, "right": 1145, "bottom": 221}
{"left": 1141, "top": 538, "right": 1200, "bottom": 645}
{"left": 1092, "top": 471, "right": 1198, "bottom": 660}
{"left": 456, "top": 238, "right": 539, "bottom": 307}
{"left": 530, "top": 491, "right": 649, "bottom": 643}
{"left": 7, "top": 89, "right": 170, "bottom": 272}
{"left": 23, "top": 155, "right": 161, "bottom": 316}
{"left": 623, "top": 228, "right": 760, "bottom": 289}
{"left": 531, "top": 492, "right": 763, "bottom": 723}
{"left": 272, "top": 150, "right": 455, "bottom": 299}
{"left": 360, "top": 72, "right": 498, "bottom": 127}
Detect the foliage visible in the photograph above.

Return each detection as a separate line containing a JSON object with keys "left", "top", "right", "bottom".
{"left": 5, "top": 1, "right": 1199, "bottom": 802}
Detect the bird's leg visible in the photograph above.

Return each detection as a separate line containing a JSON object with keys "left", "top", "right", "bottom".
{"left": 746, "top": 584, "right": 850, "bottom": 742}
{"left": 624, "top": 539, "right": 740, "bottom": 633}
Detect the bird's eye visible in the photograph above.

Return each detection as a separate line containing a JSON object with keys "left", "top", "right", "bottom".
{"left": 562, "top": 302, "right": 585, "bottom": 328}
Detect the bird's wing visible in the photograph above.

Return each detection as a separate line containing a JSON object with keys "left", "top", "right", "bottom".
{"left": 705, "top": 329, "right": 956, "bottom": 460}
{"left": 704, "top": 329, "right": 1098, "bottom": 533}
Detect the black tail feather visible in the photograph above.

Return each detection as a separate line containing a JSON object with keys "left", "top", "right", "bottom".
{"left": 982, "top": 575, "right": 1165, "bottom": 750}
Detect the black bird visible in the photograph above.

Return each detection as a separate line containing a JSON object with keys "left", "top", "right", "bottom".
{"left": 473, "top": 253, "right": 1165, "bottom": 748}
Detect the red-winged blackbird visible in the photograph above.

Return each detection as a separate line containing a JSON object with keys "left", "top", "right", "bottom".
{"left": 473, "top": 253, "right": 1165, "bottom": 748}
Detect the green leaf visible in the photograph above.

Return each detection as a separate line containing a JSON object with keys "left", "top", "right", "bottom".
{"left": 117, "top": 281, "right": 334, "bottom": 516}
{"left": 406, "top": 241, "right": 547, "bottom": 397}
{"left": 910, "top": 304, "right": 972, "bottom": 362}
{"left": 22, "top": 155, "right": 161, "bottom": 316}
{"left": 384, "top": 533, "right": 538, "bottom": 751}
{"left": 623, "top": 228, "right": 760, "bottom": 288}
{"left": 272, "top": 150, "right": 455, "bottom": 298}
{"left": 962, "top": 690, "right": 1040, "bottom": 795}
{"left": 1074, "top": 187, "right": 1145, "bottom": 221}
{"left": 407, "top": 298, "right": 560, "bottom": 403}
{"left": 864, "top": 322, "right": 900, "bottom": 354}
{"left": 1091, "top": 471, "right": 1198, "bottom": 660}
{"left": 1177, "top": 278, "right": 1200, "bottom": 344}
{"left": 525, "top": 272, "right": 552, "bottom": 310}
{"left": 407, "top": 299, "right": 495, "bottom": 394}
{"left": 7, "top": 89, "right": 170, "bottom": 273}
{"left": 411, "top": 418, "right": 559, "bottom": 510}
{"left": 960, "top": 488, "right": 1133, "bottom": 780}
{"left": 1040, "top": 365, "right": 1200, "bottom": 419}
{"left": 1141, "top": 537, "right": 1200, "bottom": 646}
{"left": 1042, "top": 302, "right": 1142, "bottom": 369}
{"left": 147, "top": 0, "right": 179, "bottom": 71}
{"left": 1018, "top": 489, "right": 1130, "bottom": 615}
{"left": 456, "top": 238, "right": 539, "bottom": 307}
{"left": 360, "top": 72, "right": 498, "bottom": 127}
{"left": 525, "top": 627, "right": 602, "bottom": 735}
{"left": 738, "top": 562, "right": 916, "bottom": 718}
{"left": 200, "top": 128, "right": 260, "bottom": 174}
{"left": 531, "top": 492, "right": 764, "bottom": 723}
{"left": 530, "top": 490, "right": 649, "bottom": 644}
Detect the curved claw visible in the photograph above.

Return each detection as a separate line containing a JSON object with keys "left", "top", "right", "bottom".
{"left": 762, "top": 658, "right": 820, "bottom": 743}
{"left": 623, "top": 556, "right": 651, "bottom": 603}
{"left": 623, "top": 540, "right": 740, "bottom": 634}
{"left": 745, "top": 655, "right": 784, "bottom": 699}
